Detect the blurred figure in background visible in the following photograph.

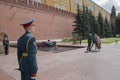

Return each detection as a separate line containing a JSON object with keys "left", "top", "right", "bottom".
{"left": 3, "top": 35, "right": 9, "bottom": 55}
{"left": 87, "top": 32, "right": 92, "bottom": 51}
{"left": 91, "top": 34, "right": 101, "bottom": 50}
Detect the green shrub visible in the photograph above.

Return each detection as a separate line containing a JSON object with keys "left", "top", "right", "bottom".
{"left": 61, "top": 37, "right": 120, "bottom": 44}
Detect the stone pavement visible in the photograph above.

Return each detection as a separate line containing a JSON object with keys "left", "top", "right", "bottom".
{"left": 0, "top": 43, "right": 120, "bottom": 80}
{"left": 0, "top": 68, "right": 15, "bottom": 80}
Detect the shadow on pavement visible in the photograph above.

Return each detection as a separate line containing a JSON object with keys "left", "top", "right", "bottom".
{"left": 84, "top": 50, "right": 101, "bottom": 53}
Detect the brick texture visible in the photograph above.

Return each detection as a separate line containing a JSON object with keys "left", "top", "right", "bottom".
{"left": 0, "top": 1, "right": 75, "bottom": 41}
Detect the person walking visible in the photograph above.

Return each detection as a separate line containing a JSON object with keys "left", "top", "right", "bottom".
{"left": 17, "top": 19, "right": 38, "bottom": 80}
{"left": 96, "top": 34, "right": 101, "bottom": 50}
{"left": 91, "top": 34, "right": 101, "bottom": 50}
{"left": 91, "top": 34, "right": 97, "bottom": 50}
{"left": 3, "top": 35, "right": 9, "bottom": 55}
{"left": 87, "top": 32, "right": 92, "bottom": 51}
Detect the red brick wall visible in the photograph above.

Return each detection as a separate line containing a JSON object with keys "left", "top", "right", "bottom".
{"left": 0, "top": 1, "right": 75, "bottom": 41}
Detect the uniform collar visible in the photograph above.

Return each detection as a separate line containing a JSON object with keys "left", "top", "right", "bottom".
{"left": 25, "top": 31, "right": 31, "bottom": 34}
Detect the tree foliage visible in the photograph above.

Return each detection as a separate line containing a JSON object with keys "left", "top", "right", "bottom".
{"left": 115, "top": 16, "right": 120, "bottom": 35}
{"left": 73, "top": 5, "right": 114, "bottom": 39}
{"left": 104, "top": 17, "right": 113, "bottom": 37}
{"left": 89, "top": 10, "right": 100, "bottom": 35}
{"left": 97, "top": 12, "right": 105, "bottom": 38}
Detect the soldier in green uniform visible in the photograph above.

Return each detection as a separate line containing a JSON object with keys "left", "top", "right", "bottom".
{"left": 17, "top": 19, "right": 38, "bottom": 80}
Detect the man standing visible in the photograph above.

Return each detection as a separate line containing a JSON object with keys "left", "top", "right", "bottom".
{"left": 17, "top": 19, "right": 38, "bottom": 80}
{"left": 3, "top": 35, "right": 9, "bottom": 55}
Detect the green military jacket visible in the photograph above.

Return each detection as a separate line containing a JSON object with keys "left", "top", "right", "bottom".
{"left": 17, "top": 31, "right": 38, "bottom": 74}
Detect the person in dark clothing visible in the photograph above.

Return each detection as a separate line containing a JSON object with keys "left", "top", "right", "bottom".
{"left": 3, "top": 35, "right": 9, "bottom": 55}
{"left": 79, "top": 36, "right": 82, "bottom": 45}
{"left": 91, "top": 34, "right": 97, "bottom": 50}
{"left": 87, "top": 33, "right": 92, "bottom": 51}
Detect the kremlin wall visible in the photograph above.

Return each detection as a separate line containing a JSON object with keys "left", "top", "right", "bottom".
{"left": 0, "top": 0, "right": 110, "bottom": 41}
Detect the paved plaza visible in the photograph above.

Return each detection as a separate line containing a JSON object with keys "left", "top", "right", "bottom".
{"left": 0, "top": 43, "right": 120, "bottom": 80}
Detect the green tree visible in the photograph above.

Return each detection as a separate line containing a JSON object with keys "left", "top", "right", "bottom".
{"left": 73, "top": 5, "right": 89, "bottom": 39}
{"left": 98, "top": 12, "right": 105, "bottom": 38}
{"left": 115, "top": 16, "right": 120, "bottom": 35}
{"left": 89, "top": 10, "right": 100, "bottom": 35}
{"left": 111, "top": 23, "right": 116, "bottom": 37}
{"left": 109, "top": 25, "right": 113, "bottom": 37}
{"left": 84, "top": 7, "right": 91, "bottom": 33}
{"left": 80, "top": 6, "right": 91, "bottom": 38}
{"left": 104, "top": 17, "right": 112, "bottom": 37}
{"left": 73, "top": 4, "right": 84, "bottom": 38}
{"left": 104, "top": 18, "right": 108, "bottom": 37}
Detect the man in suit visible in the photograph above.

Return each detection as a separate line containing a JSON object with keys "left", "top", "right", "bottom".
{"left": 17, "top": 19, "right": 38, "bottom": 80}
